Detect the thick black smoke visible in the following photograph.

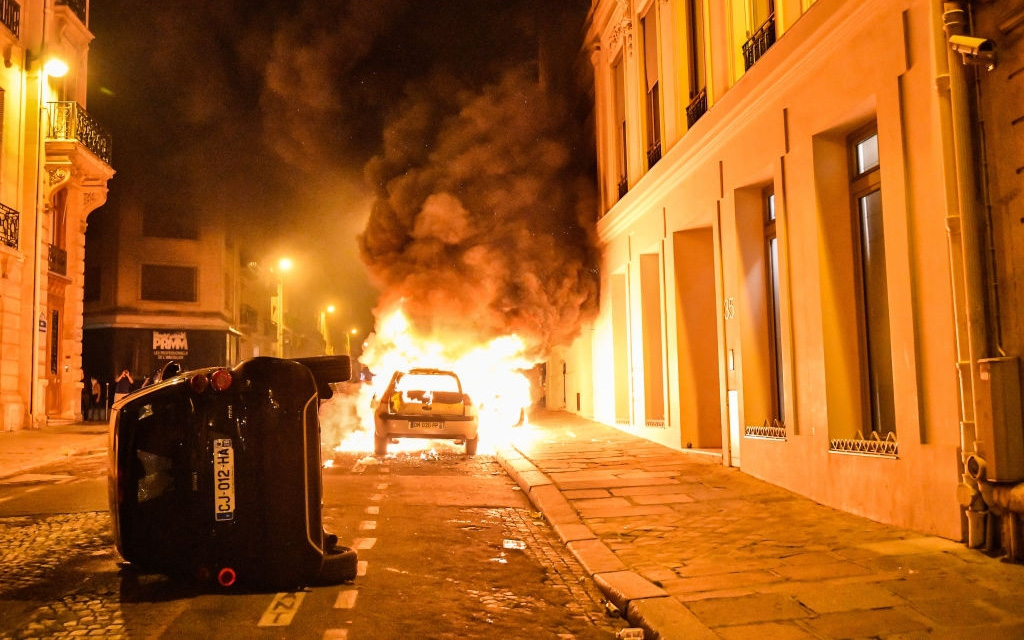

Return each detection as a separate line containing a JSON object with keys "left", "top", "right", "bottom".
{"left": 89, "top": 1, "right": 598, "bottom": 360}
{"left": 359, "top": 64, "right": 600, "bottom": 361}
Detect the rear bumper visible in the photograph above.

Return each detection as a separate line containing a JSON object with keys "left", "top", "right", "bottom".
{"left": 375, "top": 414, "right": 479, "bottom": 440}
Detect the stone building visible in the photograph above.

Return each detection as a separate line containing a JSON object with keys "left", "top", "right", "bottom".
{"left": 564, "top": 0, "right": 1024, "bottom": 556}
{"left": 0, "top": 0, "right": 113, "bottom": 430}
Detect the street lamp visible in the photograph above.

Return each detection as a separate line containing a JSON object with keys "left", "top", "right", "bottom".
{"left": 272, "top": 258, "right": 292, "bottom": 358}
{"left": 318, "top": 305, "right": 336, "bottom": 355}
{"left": 346, "top": 327, "right": 358, "bottom": 356}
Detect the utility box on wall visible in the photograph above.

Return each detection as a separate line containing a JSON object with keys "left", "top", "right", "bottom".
{"left": 975, "top": 357, "right": 1024, "bottom": 482}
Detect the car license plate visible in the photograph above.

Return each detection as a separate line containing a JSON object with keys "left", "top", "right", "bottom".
{"left": 411, "top": 421, "right": 442, "bottom": 430}
{"left": 213, "top": 438, "right": 235, "bottom": 522}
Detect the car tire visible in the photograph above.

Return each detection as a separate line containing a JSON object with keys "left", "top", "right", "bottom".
{"left": 465, "top": 437, "right": 478, "bottom": 456}
{"left": 374, "top": 435, "right": 388, "bottom": 456}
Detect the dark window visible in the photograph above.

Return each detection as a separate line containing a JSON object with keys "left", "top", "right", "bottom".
{"left": 141, "top": 264, "right": 197, "bottom": 302}
{"left": 850, "top": 127, "right": 895, "bottom": 437}
{"left": 763, "top": 187, "right": 784, "bottom": 423}
{"left": 49, "top": 310, "right": 59, "bottom": 375}
{"left": 641, "top": 9, "right": 661, "bottom": 168}
{"left": 685, "top": 0, "right": 708, "bottom": 127}
{"left": 613, "top": 56, "right": 628, "bottom": 200}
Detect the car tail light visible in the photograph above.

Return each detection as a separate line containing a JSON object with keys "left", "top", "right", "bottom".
{"left": 211, "top": 369, "right": 233, "bottom": 391}
{"left": 190, "top": 374, "right": 209, "bottom": 394}
{"left": 217, "top": 566, "right": 237, "bottom": 587}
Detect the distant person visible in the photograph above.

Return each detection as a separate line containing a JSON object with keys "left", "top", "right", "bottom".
{"left": 89, "top": 377, "right": 102, "bottom": 420}
{"left": 113, "top": 369, "right": 134, "bottom": 404}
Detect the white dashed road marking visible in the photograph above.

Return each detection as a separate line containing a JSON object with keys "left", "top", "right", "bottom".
{"left": 334, "top": 588, "right": 358, "bottom": 609}
{"left": 257, "top": 591, "right": 307, "bottom": 627}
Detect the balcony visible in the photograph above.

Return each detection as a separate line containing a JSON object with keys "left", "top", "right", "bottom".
{"left": 0, "top": 202, "right": 18, "bottom": 250}
{"left": 47, "top": 102, "right": 112, "bottom": 166}
{"left": 56, "top": 0, "right": 85, "bottom": 24}
{"left": 48, "top": 244, "right": 67, "bottom": 276}
{"left": 742, "top": 14, "right": 776, "bottom": 70}
{"left": 686, "top": 88, "right": 708, "bottom": 128}
{"left": 0, "top": 0, "right": 19, "bottom": 37}
{"left": 646, "top": 141, "right": 662, "bottom": 169}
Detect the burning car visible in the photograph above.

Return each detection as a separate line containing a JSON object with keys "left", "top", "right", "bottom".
{"left": 373, "top": 368, "right": 480, "bottom": 456}
{"left": 108, "top": 355, "right": 357, "bottom": 590}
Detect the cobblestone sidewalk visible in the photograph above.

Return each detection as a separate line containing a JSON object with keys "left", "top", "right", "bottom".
{"left": 498, "top": 410, "right": 1024, "bottom": 639}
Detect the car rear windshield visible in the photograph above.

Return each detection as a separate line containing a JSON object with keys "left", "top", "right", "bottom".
{"left": 395, "top": 372, "right": 461, "bottom": 393}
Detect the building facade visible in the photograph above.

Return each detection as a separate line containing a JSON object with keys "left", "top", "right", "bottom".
{"left": 571, "top": 0, "right": 1024, "bottom": 555}
{"left": 82, "top": 199, "right": 240, "bottom": 391}
{"left": 0, "top": 0, "right": 113, "bottom": 430}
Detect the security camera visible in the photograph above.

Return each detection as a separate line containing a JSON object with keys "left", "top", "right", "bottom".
{"left": 949, "top": 34, "right": 996, "bottom": 69}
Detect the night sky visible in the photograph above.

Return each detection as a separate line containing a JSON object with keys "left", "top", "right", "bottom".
{"left": 86, "top": 1, "right": 597, "bottom": 361}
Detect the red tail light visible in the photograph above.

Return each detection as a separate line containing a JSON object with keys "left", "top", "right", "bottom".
{"left": 190, "top": 374, "right": 209, "bottom": 394}
{"left": 211, "top": 369, "right": 233, "bottom": 391}
{"left": 217, "top": 567, "right": 237, "bottom": 587}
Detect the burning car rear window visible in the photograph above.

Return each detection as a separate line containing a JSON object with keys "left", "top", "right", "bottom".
{"left": 395, "top": 372, "right": 460, "bottom": 393}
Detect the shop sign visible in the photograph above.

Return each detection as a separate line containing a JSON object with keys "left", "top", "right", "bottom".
{"left": 153, "top": 330, "right": 189, "bottom": 359}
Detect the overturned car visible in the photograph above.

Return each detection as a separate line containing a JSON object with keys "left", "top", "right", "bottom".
{"left": 108, "top": 355, "right": 357, "bottom": 590}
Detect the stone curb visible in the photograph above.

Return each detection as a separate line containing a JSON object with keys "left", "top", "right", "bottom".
{"left": 495, "top": 443, "right": 717, "bottom": 640}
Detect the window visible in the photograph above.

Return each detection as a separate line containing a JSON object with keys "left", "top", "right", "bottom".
{"left": 685, "top": 0, "right": 708, "bottom": 127}
{"left": 641, "top": 7, "right": 661, "bottom": 167}
{"left": 742, "top": 0, "right": 776, "bottom": 70}
{"left": 51, "top": 189, "right": 67, "bottom": 248}
{"left": 142, "top": 207, "right": 198, "bottom": 239}
{"left": 49, "top": 310, "right": 59, "bottom": 375}
{"left": 141, "top": 264, "right": 197, "bottom": 302}
{"left": 613, "top": 55, "right": 628, "bottom": 199}
{"left": 763, "top": 187, "right": 784, "bottom": 423}
{"left": 850, "top": 128, "right": 895, "bottom": 437}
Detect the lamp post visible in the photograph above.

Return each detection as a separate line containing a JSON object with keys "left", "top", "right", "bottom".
{"left": 346, "top": 328, "right": 358, "bottom": 356}
{"left": 273, "top": 257, "right": 292, "bottom": 358}
{"left": 318, "top": 305, "right": 336, "bottom": 355}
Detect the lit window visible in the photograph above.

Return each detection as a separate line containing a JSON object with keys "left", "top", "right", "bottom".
{"left": 850, "top": 128, "right": 895, "bottom": 437}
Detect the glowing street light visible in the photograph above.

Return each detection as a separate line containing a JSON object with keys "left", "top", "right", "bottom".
{"left": 346, "top": 327, "right": 358, "bottom": 356}
{"left": 272, "top": 258, "right": 293, "bottom": 358}
{"left": 43, "top": 57, "right": 68, "bottom": 78}
{"left": 319, "top": 304, "right": 336, "bottom": 354}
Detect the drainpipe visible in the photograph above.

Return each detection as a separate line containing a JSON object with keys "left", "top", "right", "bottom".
{"left": 942, "top": 1, "right": 993, "bottom": 547}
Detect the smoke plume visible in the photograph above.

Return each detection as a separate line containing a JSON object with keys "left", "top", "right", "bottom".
{"left": 359, "top": 67, "right": 600, "bottom": 362}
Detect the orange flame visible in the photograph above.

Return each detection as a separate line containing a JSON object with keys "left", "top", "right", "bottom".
{"left": 322, "top": 304, "right": 536, "bottom": 456}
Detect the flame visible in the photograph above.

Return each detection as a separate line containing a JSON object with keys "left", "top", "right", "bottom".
{"left": 321, "top": 304, "right": 537, "bottom": 457}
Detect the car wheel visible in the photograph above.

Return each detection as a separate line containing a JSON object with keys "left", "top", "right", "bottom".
{"left": 465, "top": 437, "right": 478, "bottom": 456}
{"left": 374, "top": 435, "right": 388, "bottom": 456}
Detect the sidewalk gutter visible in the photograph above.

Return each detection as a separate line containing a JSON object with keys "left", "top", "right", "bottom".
{"left": 495, "top": 443, "right": 718, "bottom": 640}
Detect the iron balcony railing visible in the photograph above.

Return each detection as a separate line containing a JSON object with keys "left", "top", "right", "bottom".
{"left": 47, "top": 102, "right": 112, "bottom": 166}
{"left": 0, "top": 202, "right": 18, "bottom": 250}
{"left": 0, "top": 0, "right": 19, "bottom": 37}
{"left": 48, "top": 244, "right": 67, "bottom": 276}
{"left": 646, "top": 141, "right": 662, "bottom": 169}
{"left": 686, "top": 88, "right": 708, "bottom": 128}
{"left": 56, "top": 0, "right": 85, "bottom": 24}
{"left": 742, "top": 14, "right": 777, "bottom": 70}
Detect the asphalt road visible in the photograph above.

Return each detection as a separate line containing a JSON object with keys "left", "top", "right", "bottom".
{"left": 0, "top": 443, "right": 627, "bottom": 639}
